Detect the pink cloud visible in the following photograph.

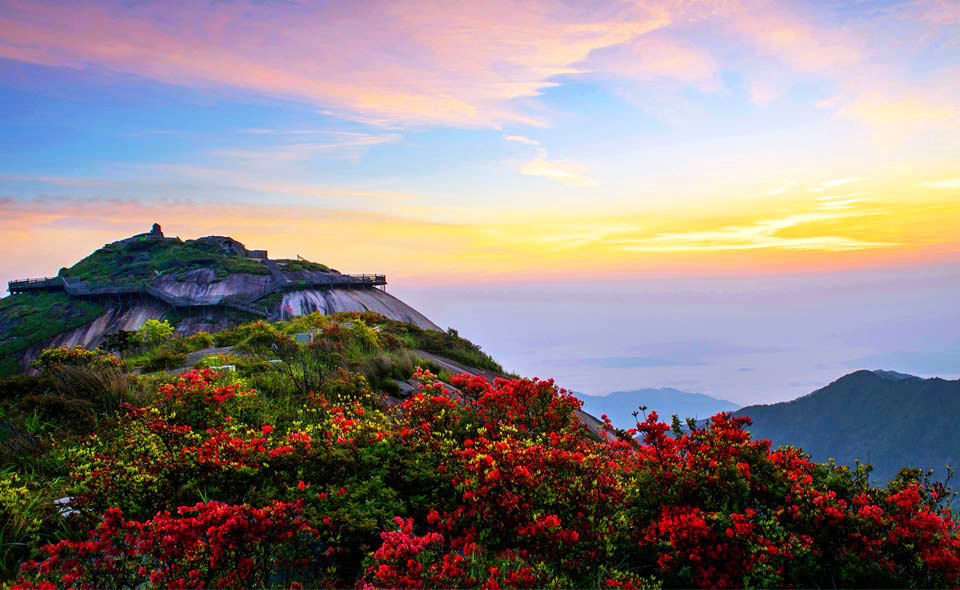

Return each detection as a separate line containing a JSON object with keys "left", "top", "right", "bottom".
{"left": 0, "top": 0, "right": 670, "bottom": 127}
{"left": 0, "top": 0, "right": 955, "bottom": 137}
{"left": 587, "top": 30, "right": 721, "bottom": 92}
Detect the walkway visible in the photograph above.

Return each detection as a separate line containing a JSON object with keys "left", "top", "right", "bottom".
{"left": 7, "top": 272, "right": 387, "bottom": 318}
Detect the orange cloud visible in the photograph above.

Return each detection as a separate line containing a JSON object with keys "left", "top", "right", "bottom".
{"left": 3, "top": 188, "right": 958, "bottom": 287}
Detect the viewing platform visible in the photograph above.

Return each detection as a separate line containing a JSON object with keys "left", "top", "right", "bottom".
{"left": 7, "top": 277, "right": 64, "bottom": 294}
{"left": 7, "top": 273, "right": 388, "bottom": 318}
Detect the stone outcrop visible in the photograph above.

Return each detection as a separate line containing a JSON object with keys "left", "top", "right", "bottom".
{"left": 6, "top": 228, "right": 441, "bottom": 371}
{"left": 18, "top": 286, "right": 439, "bottom": 371}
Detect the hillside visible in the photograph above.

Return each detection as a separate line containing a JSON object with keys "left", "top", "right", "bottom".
{"left": 3, "top": 314, "right": 960, "bottom": 588}
{"left": 737, "top": 370, "right": 960, "bottom": 484}
{"left": 0, "top": 225, "right": 440, "bottom": 375}
{"left": 576, "top": 388, "right": 739, "bottom": 431}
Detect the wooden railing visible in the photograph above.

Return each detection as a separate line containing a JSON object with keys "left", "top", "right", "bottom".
{"left": 7, "top": 277, "right": 63, "bottom": 292}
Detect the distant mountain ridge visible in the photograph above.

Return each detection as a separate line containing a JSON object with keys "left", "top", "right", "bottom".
{"left": 575, "top": 388, "right": 740, "bottom": 431}
{"left": 737, "top": 370, "right": 960, "bottom": 484}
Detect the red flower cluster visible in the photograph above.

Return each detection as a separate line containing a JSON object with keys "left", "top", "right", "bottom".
{"left": 14, "top": 501, "right": 317, "bottom": 589}
{"left": 14, "top": 367, "right": 960, "bottom": 589}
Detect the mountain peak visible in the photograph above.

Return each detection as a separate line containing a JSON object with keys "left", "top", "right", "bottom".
{"left": 871, "top": 369, "right": 919, "bottom": 381}
{"left": 832, "top": 369, "right": 920, "bottom": 386}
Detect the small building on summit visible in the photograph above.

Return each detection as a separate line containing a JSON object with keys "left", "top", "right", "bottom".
{"left": 246, "top": 249, "right": 268, "bottom": 260}
{"left": 115, "top": 223, "right": 170, "bottom": 246}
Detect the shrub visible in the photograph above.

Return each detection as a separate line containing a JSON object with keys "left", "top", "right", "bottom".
{"left": 186, "top": 331, "right": 213, "bottom": 350}
{"left": 134, "top": 319, "right": 174, "bottom": 347}
{"left": 9, "top": 366, "right": 960, "bottom": 589}
{"left": 140, "top": 348, "right": 187, "bottom": 372}
{"left": 349, "top": 320, "right": 380, "bottom": 354}
{"left": 30, "top": 346, "right": 121, "bottom": 371}
{"left": 14, "top": 501, "right": 320, "bottom": 589}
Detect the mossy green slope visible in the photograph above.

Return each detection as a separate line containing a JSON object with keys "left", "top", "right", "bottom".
{"left": 61, "top": 238, "right": 270, "bottom": 284}
{"left": 0, "top": 293, "right": 105, "bottom": 377}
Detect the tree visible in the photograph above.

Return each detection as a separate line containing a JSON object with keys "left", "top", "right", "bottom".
{"left": 135, "top": 319, "right": 174, "bottom": 348}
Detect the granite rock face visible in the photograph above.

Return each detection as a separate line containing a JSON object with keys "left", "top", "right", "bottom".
{"left": 19, "top": 286, "right": 439, "bottom": 370}
{"left": 152, "top": 269, "right": 273, "bottom": 304}
{"left": 278, "top": 289, "right": 439, "bottom": 330}
{"left": 8, "top": 229, "right": 441, "bottom": 371}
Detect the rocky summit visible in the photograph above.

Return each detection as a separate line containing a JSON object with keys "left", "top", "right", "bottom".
{"left": 0, "top": 225, "right": 438, "bottom": 374}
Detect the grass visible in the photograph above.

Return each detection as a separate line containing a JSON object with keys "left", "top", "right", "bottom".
{"left": 61, "top": 238, "right": 270, "bottom": 284}
{"left": 0, "top": 293, "right": 105, "bottom": 378}
{"left": 274, "top": 259, "right": 334, "bottom": 273}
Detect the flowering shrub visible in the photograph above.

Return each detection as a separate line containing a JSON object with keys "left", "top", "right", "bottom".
{"left": 14, "top": 501, "right": 318, "bottom": 589}
{"left": 31, "top": 346, "right": 121, "bottom": 370}
{"left": 10, "top": 367, "right": 960, "bottom": 588}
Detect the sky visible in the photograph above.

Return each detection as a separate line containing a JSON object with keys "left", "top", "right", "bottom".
{"left": 0, "top": 0, "right": 958, "bottom": 403}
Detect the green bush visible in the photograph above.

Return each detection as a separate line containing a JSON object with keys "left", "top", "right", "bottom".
{"left": 135, "top": 319, "right": 174, "bottom": 348}
{"left": 140, "top": 349, "right": 187, "bottom": 373}
{"left": 31, "top": 346, "right": 122, "bottom": 371}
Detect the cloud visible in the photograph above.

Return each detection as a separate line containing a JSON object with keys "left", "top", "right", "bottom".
{"left": 239, "top": 129, "right": 345, "bottom": 136}
{"left": 731, "top": 8, "right": 862, "bottom": 75}
{"left": 919, "top": 177, "right": 960, "bottom": 189}
{"left": 210, "top": 132, "right": 401, "bottom": 161}
{"left": 747, "top": 79, "right": 782, "bottom": 105}
{"left": 612, "top": 210, "right": 901, "bottom": 252}
{"left": 830, "top": 91, "right": 959, "bottom": 140}
{"left": 1, "top": 167, "right": 419, "bottom": 206}
{"left": 0, "top": 0, "right": 955, "bottom": 137}
{"left": 579, "top": 356, "right": 706, "bottom": 368}
{"left": 520, "top": 159, "right": 596, "bottom": 186}
{"left": 744, "top": 187, "right": 786, "bottom": 198}
{"left": 820, "top": 177, "right": 863, "bottom": 187}
{"left": 586, "top": 30, "right": 721, "bottom": 92}
{"left": 0, "top": 0, "right": 670, "bottom": 128}
{"left": 503, "top": 135, "right": 541, "bottom": 146}
{"left": 503, "top": 134, "right": 595, "bottom": 186}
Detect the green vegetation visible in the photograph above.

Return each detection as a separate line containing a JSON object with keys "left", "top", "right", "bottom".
{"left": 275, "top": 259, "right": 333, "bottom": 273}
{"left": 372, "top": 318, "right": 502, "bottom": 373}
{"left": 60, "top": 238, "right": 269, "bottom": 284}
{"left": 3, "top": 321, "right": 960, "bottom": 588}
{"left": 134, "top": 319, "right": 174, "bottom": 347}
{"left": 0, "top": 312, "right": 485, "bottom": 580}
{"left": 0, "top": 293, "right": 104, "bottom": 377}
{"left": 0, "top": 350, "right": 151, "bottom": 579}
{"left": 739, "top": 371, "right": 960, "bottom": 485}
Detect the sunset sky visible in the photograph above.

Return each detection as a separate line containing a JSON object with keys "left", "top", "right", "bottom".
{"left": 1, "top": 0, "right": 958, "bottom": 402}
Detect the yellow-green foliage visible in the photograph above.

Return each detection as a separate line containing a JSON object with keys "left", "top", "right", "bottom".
{"left": 349, "top": 320, "right": 380, "bottom": 354}
{"left": 31, "top": 346, "right": 122, "bottom": 370}
{"left": 280, "top": 312, "right": 330, "bottom": 335}
{"left": 0, "top": 473, "right": 43, "bottom": 574}
{"left": 135, "top": 319, "right": 174, "bottom": 347}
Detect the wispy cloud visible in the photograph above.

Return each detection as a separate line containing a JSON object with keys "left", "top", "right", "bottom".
{"left": 612, "top": 211, "right": 900, "bottom": 252}
{"left": 744, "top": 187, "right": 786, "bottom": 198}
{"left": 211, "top": 132, "right": 401, "bottom": 161}
{"left": 520, "top": 159, "right": 595, "bottom": 186}
{"left": 0, "top": 0, "right": 955, "bottom": 136}
{"left": 820, "top": 177, "right": 863, "bottom": 187}
{"left": 0, "top": 0, "right": 669, "bottom": 128}
{"left": 503, "top": 135, "right": 595, "bottom": 186}
{"left": 239, "top": 129, "right": 343, "bottom": 136}
{"left": 502, "top": 135, "right": 541, "bottom": 146}
{"left": 919, "top": 177, "right": 960, "bottom": 189}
